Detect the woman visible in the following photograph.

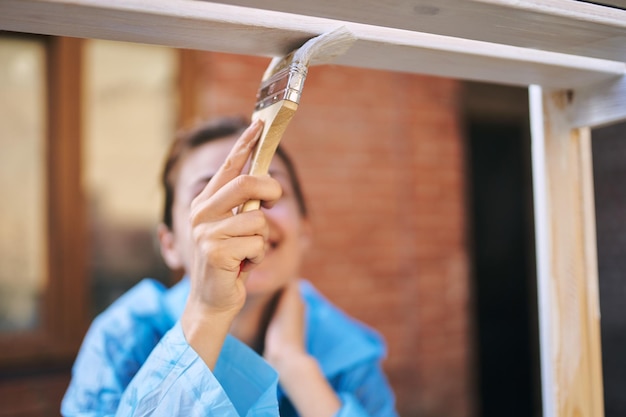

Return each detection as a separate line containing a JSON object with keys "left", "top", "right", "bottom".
{"left": 62, "top": 117, "right": 398, "bottom": 416}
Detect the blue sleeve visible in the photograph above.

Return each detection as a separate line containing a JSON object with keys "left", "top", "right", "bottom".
{"left": 62, "top": 280, "right": 171, "bottom": 417}
{"left": 117, "top": 322, "right": 280, "bottom": 417}
{"left": 332, "top": 361, "right": 398, "bottom": 417}
{"left": 61, "top": 279, "right": 280, "bottom": 417}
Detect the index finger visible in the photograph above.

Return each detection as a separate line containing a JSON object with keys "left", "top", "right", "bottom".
{"left": 195, "top": 119, "right": 264, "bottom": 202}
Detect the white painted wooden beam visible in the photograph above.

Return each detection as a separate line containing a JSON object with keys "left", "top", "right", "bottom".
{"left": 215, "top": 0, "right": 626, "bottom": 62}
{"left": 529, "top": 84, "right": 556, "bottom": 417}
{"left": 0, "top": 0, "right": 624, "bottom": 89}
{"left": 569, "top": 75, "right": 626, "bottom": 128}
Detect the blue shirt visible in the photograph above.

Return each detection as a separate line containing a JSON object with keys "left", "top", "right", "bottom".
{"left": 62, "top": 278, "right": 398, "bottom": 416}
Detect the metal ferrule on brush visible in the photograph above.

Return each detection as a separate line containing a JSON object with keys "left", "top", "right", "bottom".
{"left": 255, "top": 62, "right": 308, "bottom": 111}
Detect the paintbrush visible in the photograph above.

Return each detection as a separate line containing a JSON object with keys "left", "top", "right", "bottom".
{"left": 238, "top": 26, "right": 356, "bottom": 213}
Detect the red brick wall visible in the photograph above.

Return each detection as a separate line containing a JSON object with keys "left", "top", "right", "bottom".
{"left": 189, "top": 52, "right": 474, "bottom": 417}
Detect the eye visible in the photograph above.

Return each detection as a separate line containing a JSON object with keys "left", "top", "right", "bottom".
{"left": 269, "top": 171, "right": 293, "bottom": 196}
{"left": 190, "top": 179, "right": 210, "bottom": 200}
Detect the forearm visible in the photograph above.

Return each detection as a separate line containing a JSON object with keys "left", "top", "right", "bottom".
{"left": 277, "top": 354, "right": 341, "bottom": 417}
{"left": 181, "top": 305, "right": 236, "bottom": 370}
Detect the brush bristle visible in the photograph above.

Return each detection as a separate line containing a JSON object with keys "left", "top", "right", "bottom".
{"left": 262, "top": 26, "right": 355, "bottom": 81}
{"left": 293, "top": 26, "right": 356, "bottom": 66}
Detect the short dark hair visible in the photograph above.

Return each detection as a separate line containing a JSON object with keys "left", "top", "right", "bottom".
{"left": 161, "top": 116, "right": 307, "bottom": 228}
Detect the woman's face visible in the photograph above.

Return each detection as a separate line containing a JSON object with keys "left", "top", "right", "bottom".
{"left": 166, "top": 136, "right": 310, "bottom": 298}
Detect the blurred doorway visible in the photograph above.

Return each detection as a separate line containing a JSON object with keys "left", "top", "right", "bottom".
{"left": 463, "top": 82, "right": 542, "bottom": 417}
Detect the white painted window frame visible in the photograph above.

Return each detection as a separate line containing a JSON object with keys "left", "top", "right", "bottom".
{"left": 2, "top": 1, "right": 625, "bottom": 415}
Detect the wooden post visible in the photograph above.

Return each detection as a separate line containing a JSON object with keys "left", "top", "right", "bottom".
{"left": 529, "top": 85, "right": 604, "bottom": 417}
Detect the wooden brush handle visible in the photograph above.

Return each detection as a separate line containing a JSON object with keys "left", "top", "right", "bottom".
{"left": 238, "top": 99, "right": 299, "bottom": 213}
